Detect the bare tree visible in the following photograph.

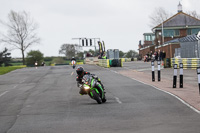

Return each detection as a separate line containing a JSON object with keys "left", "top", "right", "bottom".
{"left": 59, "top": 44, "right": 80, "bottom": 59}
{"left": 149, "top": 7, "right": 200, "bottom": 29}
{"left": 149, "top": 7, "right": 171, "bottom": 29}
{"left": 0, "top": 10, "right": 40, "bottom": 65}
{"left": 186, "top": 10, "right": 200, "bottom": 19}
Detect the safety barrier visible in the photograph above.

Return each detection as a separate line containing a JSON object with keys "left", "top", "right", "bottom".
{"left": 85, "top": 57, "right": 99, "bottom": 65}
{"left": 121, "top": 58, "right": 131, "bottom": 62}
{"left": 98, "top": 59, "right": 110, "bottom": 68}
{"left": 109, "top": 59, "right": 123, "bottom": 67}
{"left": 132, "top": 58, "right": 138, "bottom": 61}
{"left": 170, "top": 58, "right": 200, "bottom": 69}
{"left": 69, "top": 62, "right": 84, "bottom": 65}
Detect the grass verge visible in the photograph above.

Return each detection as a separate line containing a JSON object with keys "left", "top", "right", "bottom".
{"left": 0, "top": 66, "right": 26, "bottom": 75}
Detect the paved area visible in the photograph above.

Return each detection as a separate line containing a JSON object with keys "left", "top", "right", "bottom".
{"left": 112, "top": 61, "right": 200, "bottom": 112}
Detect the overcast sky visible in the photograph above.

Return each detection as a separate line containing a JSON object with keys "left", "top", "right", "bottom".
{"left": 0, "top": 0, "right": 200, "bottom": 57}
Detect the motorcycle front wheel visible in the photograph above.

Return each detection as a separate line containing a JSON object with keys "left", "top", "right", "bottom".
{"left": 92, "top": 90, "right": 102, "bottom": 104}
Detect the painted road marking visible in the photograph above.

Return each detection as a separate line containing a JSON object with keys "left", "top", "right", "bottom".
{"left": 110, "top": 69, "right": 200, "bottom": 114}
{"left": 13, "top": 85, "right": 18, "bottom": 89}
{"left": 115, "top": 97, "right": 122, "bottom": 104}
{"left": 130, "top": 77, "right": 200, "bottom": 114}
{"left": 71, "top": 72, "right": 74, "bottom": 76}
{"left": 0, "top": 91, "right": 9, "bottom": 97}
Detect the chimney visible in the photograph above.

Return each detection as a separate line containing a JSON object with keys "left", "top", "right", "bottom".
{"left": 178, "top": 2, "right": 182, "bottom": 13}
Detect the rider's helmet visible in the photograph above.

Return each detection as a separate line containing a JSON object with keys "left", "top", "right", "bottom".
{"left": 82, "top": 75, "right": 91, "bottom": 85}
{"left": 76, "top": 66, "right": 84, "bottom": 75}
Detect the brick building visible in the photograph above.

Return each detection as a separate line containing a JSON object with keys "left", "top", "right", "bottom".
{"left": 139, "top": 3, "right": 200, "bottom": 59}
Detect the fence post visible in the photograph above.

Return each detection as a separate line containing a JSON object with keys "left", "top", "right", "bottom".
{"left": 151, "top": 61, "right": 155, "bottom": 82}
{"left": 173, "top": 64, "right": 177, "bottom": 88}
{"left": 179, "top": 63, "right": 183, "bottom": 88}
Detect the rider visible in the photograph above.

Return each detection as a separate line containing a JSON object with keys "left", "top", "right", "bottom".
{"left": 71, "top": 57, "right": 76, "bottom": 65}
{"left": 71, "top": 57, "right": 76, "bottom": 61}
{"left": 76, "top": 66, "right": 105, "bottom": 95}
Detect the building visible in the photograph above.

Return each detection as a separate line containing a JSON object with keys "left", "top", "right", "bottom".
{"left": 139, "top": 2, "right": 200, "bottom": 59}
{"left": 175, "top": 32, "right": 200, "bottom": 58}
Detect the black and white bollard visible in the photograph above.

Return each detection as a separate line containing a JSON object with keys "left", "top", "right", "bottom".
{"left": 158, "top": 60, "right": 161, "bottom": 81}
{"left": 151, "top": 61, "right": 155, "bottom": 82}
{"left": 197, "top": 67, "right": 200, "bottom": 95}
{"left": 179, "top": 63, "right": 183, "bottom": 88}
{"left": 173, "top": 64, "right": 177, "bottom": 88}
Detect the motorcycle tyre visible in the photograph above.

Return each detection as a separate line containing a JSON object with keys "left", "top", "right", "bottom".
{"left": 102, "top": 95, "right": 107, "bottom": 103}
{"left": 92, "top": 90, "right": 102, "bottom": 104}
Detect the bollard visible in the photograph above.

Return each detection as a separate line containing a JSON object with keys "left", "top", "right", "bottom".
{"left": 158, "top": 60, "right": 161, "bottom": 81}
{"left": 197, "top": 67, "right": 200, "bottom": 95}
{"left": 151, "top": 61, "right": 155, "bottom": 82}
{"left": 173, "top": 64, "right": 177, "bottom": 88}
{"left": 179, "top": 63, "right": 183, "bottom": 88}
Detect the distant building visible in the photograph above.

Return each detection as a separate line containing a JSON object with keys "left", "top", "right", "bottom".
{"left": 139, "top": 2, "right": 200, "bottom": 59}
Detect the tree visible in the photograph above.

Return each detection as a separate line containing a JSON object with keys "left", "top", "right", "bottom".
{"left": 0, "top": 10, "right": 40, "bottom": 65}
{"left": 186, "top": 10, "right": 200, "bottom": 19}
{"left": 59, "top": 44, "right": 80, "bottom": 59}
{"left": 125, "top": 50, "right": 138, "bottom": 58}
{"left": 149, "top": 7, "right": 200, "bottom": 28}
{"left": 26, "top": 50, "right": 44, "bottom": 66}
{"left": 149, "top": 7, "right": 171, "bottom": 28}
{"left": 119, "top": 50, "right": 125, "bottom": 58}
{"left": 0, "top": 48, "right": 11, "bottom": 66}
{"left": 52, "top": 57, "right": 65, "bottom": 64}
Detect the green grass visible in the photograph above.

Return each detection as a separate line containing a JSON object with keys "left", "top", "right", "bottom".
{"left": 0, "top": 66, "right": 26, "bottom": 75}
{"left": 10, "top": 62, "right": 23, "bottom": 66}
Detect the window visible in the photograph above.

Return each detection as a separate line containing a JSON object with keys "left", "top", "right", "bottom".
{"left": 145, "top": 35, "right": 151, "bottom": 41}
{"left": 187, "top": 28, "right": 200, "bottom": 35}
{"left": 174, "top": 30, "right": 180, "bottom": 36}
{"left": 163, "top": 29, "right": 179, "bottom": 37}
{"left": 187, "top": 29, "right": 191, "bottom": 35}
{"left": 164, "top": 30, "right": 174, "bottom": 37}
{"left": 191, "top": 28, "right": 200, "bottom": 34}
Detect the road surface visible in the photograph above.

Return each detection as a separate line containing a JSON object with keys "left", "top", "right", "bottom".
{"left": 0, "top": 64, "right": 200, "bottom": 133}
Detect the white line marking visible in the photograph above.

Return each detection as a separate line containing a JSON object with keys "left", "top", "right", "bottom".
{"left": 130, "top": 77, "right": 200, "bottom": 114}
{"left": 0, "top": 91, "right": 9, "bottom": 97}
{"left": 71, "top": 72, "right": 74, "bottom": 76}
{"left": 13, "top": 85, "right": 18, "bottom": 89}
{"left": 115, "top": 97, "right": 122, "bottom": 104}
{"left": 20, "top": 79, "right": 25, "bottom": 84}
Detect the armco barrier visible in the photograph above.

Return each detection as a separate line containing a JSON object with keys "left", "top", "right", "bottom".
{"left": 170, "top": 58, "right": 200, "bottom": 69}
{"left": 98, "top": 59, "right": 110, "bottom": 68}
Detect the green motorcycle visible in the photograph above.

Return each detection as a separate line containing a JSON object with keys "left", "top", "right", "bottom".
{"left": 82, "top": 75, "right": 106, "bottom": 104}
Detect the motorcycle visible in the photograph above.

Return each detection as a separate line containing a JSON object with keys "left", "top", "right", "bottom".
{"left": 81, "top": 75, "right": 106, "bottom": 104}
{"left": 71, "top": 60, "right": 76, "bottom": 69}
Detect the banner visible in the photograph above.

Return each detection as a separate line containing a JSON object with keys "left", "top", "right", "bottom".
{"left": 102, "top": 41, "right": 105, "bottom": 53}
{"left": 98, "top": 41, "right": 103, "bottom": 54}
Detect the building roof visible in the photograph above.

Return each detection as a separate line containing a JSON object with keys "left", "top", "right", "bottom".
{"left": 164, "top": 32, "right": 200, "bottom": 43}
{"left": 179, "top": 33, "right": 200, "bottom": 42}
{"left": 153, "top": 12, "right": 200, "bottom": 29}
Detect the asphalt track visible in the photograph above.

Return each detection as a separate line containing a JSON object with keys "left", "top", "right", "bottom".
{"left": 0, "top": 64, "right": 200, "bottom": 133}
